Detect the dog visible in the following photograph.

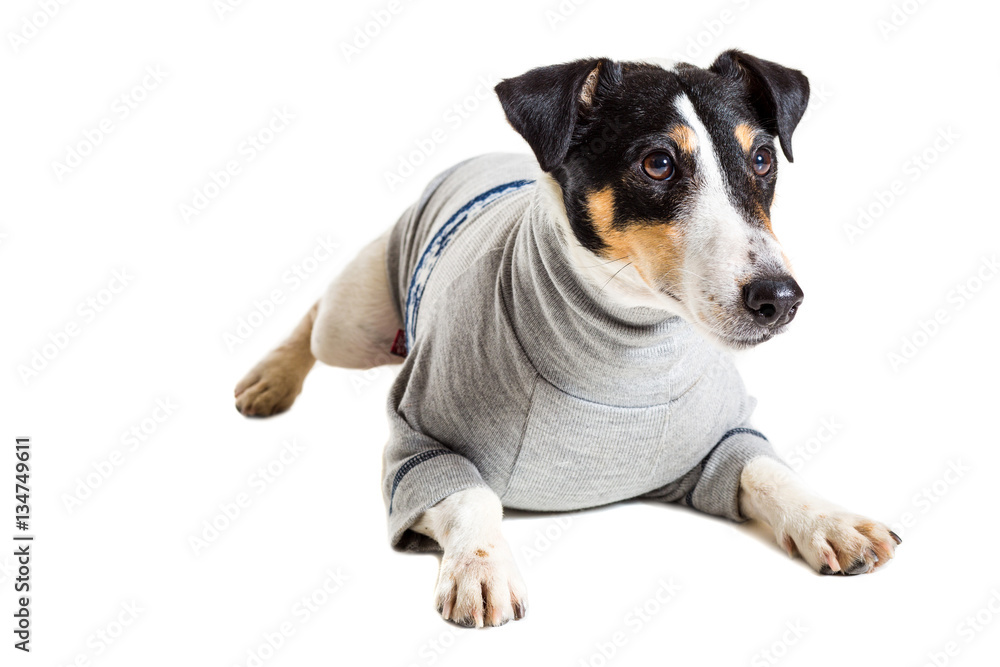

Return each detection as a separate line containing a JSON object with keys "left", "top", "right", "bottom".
{"left": 235, "top": 50, "right": 901, "bottom": 628}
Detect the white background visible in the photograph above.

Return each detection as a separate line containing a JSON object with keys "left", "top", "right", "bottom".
{"left": 3, "top": 0, "right": 999, "bottom": 665}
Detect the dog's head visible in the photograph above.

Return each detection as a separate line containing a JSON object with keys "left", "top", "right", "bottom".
{"left": 496, "top": 51, "right": 809, "bottom": 348}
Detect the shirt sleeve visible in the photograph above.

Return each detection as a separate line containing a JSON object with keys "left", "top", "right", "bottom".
{"left": 381, "top": 371, "right": 491, "bottom": 552}
{"left": 641, "top": 424, "right": 787, "bottom": 522}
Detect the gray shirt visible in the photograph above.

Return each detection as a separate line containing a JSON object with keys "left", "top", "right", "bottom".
{"left": 383, "top": 154, "right": 780, "bottom": 551}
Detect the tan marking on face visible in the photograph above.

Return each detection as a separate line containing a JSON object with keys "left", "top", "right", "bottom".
{"left": 668, "top": 124, "right": 698, "bottom": 154}
{"left": 587, "top": 186, "right": 616, "bottom": 235}
{"left": 734, "top": 123, "right": 756, "bottom": 153}
{"left": 586, "top": 187, "right": 686, "bottom": 293}
{"left": 475, "top": 549, "right": 489, "bottom": 558}
{"left": 754, "top": 202, "right": 773, "bottom": 233}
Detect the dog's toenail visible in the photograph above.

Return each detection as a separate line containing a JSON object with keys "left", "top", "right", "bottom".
{"left": 844, "top": 558, "right": 868, "bottom": 575}
{"left": 889, "top": 531, "right": 902, "bottom": 545}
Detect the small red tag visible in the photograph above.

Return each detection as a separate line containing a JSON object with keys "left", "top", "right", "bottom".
{"left": 390, "top": 329, "right": 407, "bottom": 358}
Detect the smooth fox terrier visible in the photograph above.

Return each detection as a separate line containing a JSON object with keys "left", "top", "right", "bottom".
{"left": 236, "top": 50, "right": 901, "bottom": 628}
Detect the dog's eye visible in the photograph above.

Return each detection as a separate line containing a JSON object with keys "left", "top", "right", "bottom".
{"left": 752, "top": 147, "right": 773, "bottom": 176}
{"left": 642, "top": 152, "right": 674, "bottom": 181}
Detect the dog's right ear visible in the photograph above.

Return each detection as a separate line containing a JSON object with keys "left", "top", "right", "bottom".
{"left": 495, "top": 59, "right": 615, "bottom": 173}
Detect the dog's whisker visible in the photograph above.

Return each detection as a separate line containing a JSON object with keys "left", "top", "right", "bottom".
{"left": 579, "top": 255, "right": 629, "bottom": 270}
{"left": 662, "top": 266, "right": 711, "bottom": 284}
{"left": 599, "top": 261, "right": 633, "bottom": 294}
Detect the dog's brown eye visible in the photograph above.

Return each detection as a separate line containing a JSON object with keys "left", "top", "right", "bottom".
{"left": 752, "top": 147, "right": 772, "bottom": 176}
{"left": 642, "top": 152, "right": 674, "bottom": 181}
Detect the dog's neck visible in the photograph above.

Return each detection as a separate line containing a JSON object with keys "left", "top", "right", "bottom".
{"left": 534, "top": 172, "right": 691, "bottom": 316}
{"left": 502, "top": 174, "right": 724, "bottom": 407}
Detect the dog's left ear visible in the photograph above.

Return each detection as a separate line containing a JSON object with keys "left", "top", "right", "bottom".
{"left": 710, "top": 50, "right": 810, "bottom": 162}
{"left": 495, "top": 58, "right": 616, "bottom": 172}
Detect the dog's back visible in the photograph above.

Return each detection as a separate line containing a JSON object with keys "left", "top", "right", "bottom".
{"left": 386, "top": 153, "right": 539, "bottom": 349}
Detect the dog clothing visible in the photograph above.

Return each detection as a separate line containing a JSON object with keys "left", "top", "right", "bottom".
{"left": 383, "top": 153, "right": 783, "bottom": 551}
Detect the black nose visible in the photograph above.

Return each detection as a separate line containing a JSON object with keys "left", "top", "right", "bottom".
{"left": 743, "top": 278, "right": 804, "bottom": 327}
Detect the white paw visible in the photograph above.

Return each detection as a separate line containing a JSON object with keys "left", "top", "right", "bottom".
{"left": 435, "top": 542, "right": 527, "bottom": 627}
{"left": 778, "top": 504, "right": 902, "bottom": 575}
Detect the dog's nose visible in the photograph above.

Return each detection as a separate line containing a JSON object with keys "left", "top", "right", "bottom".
{"left": 742, "top": 278, "right": 804, "bottom": 327}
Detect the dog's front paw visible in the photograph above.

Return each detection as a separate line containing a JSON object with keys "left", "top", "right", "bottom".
{"left": 780, "top": 505, "right": 902, "bottom": 576}
{"left": 435, "top": 542, "right": 527, "bottom": 628}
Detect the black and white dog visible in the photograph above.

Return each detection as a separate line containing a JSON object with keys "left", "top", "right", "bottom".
{"left": 235, "top": 50, "right": 901, "bottom": 627}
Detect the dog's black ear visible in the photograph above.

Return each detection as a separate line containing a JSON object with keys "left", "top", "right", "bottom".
{"left": 710, "top": 50, "right": 810, "bottom": 162}
{"left": 495, "top": 58, "right": 615, "bottom": 172}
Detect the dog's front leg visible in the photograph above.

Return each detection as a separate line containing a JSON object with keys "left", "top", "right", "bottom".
{"left": 739, "top": 457, "right": 902, "bottom": 575}
{"left": 411, "top": 488, "right": 527, "bottom": 627}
